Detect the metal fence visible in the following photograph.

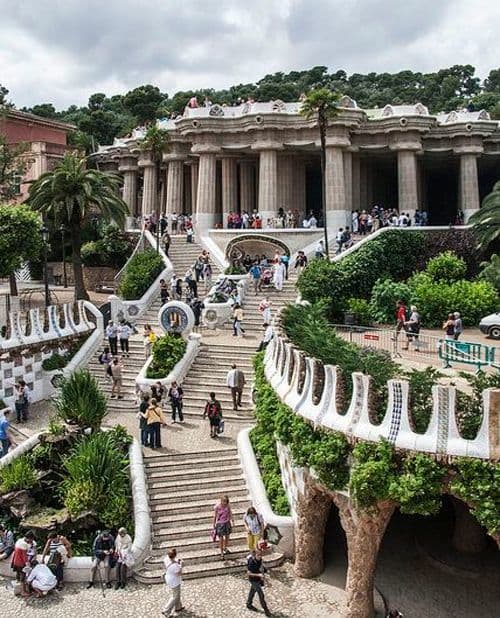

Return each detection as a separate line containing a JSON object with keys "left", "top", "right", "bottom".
{"left": 331, "top": 324, "right": 499, "bottom": 372}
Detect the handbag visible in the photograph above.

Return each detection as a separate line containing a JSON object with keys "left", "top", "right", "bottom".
{"left": 210, "top": 528, "right": 217, "bottom": 543}
{"left": 217, "top": 419, "right": 225, "bottom": 434}
{"left": 124, "top": 550, "right": 135, "bottom": 568}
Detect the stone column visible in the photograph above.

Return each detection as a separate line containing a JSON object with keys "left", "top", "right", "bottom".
{"left": 222, "top": 157, "right": 238, "bottom": 226}
{"left": 397, "top": 149, "right": 419, "bottom": 218}
{"left": 165, "top": 157, "right": 184, "bottom": 216}
{"left": 258, "top": 148, "right": 278, "bottom": 223}
{"left": 277, "top": 155, "right": 294, "bottom": 215}
{"left": 240, "top": 161, "right": 255, "bottom": 213}
{"left": 293, "top": 159, "right": 307, "bottom": 221}
{"left": 121, "top": 168, "right": 138, "bottom": 217}
{"left": 325, "top": 145, "right": 347, "bottom": 232}
{"left": 138, "top": 156, "right": 157, "bottom": 218}
{"left": 352, "top": 154, "right": 361, "bottom": 212}
{"left": 191, "top": 161, "right": 199, "bottom": 214}
{"left": 184, "top": 166, "right": 192, "bottom": 215}
{"left": 344, "top": 150, "right": 353, "bottom": 216}
{"left": 195, "top": 151, "right": 217, "bottom": 231}
{"left": 459, "top": 152, "right": 480, "bottom": 221}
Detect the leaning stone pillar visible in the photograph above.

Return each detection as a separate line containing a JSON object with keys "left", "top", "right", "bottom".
{"left": 138, "top": 153, "right": 157, "bottom": 218}
{"left": 325, "top": 145, "right": 347, "bottom": 232}
{"left": 397, "top": 149, "right": 419, "bottom": 218}
{"left": 294, "top": 479, "right": 332, "bottom": 578}
{"left": 165, "top": 157, "right": 185, "bottom": 216}
{"left": 195, "top": 149, "right": 218, "bottom": 232}
{"left": 240, "top": 161, "right": 255, "bottom": 214}
{"left": 333, "top": 494, "right": 395, "bottom": 618}
{"left": 458, "top": 151, "right": 481, "bottom": 222}
{"left": 258, "top": 148, "right": 278, "bottom": 223}
{"left": 222, "top": 157, "right": 238, "bottom": 226}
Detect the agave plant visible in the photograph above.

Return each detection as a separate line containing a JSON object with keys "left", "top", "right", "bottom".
{"left": 54, "top": 369, "right": 107, "bottom": 431}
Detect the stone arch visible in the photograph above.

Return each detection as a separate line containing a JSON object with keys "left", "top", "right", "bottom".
{"left": 225, "top": 234, "right": 291, "bottom": 262}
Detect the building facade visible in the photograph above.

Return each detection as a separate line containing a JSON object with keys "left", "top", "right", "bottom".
{"left": 95, "top": 98, "right": 500, "bottom": 232}
{"left": 0, "top": 109, "right": 74, "bottom": 202}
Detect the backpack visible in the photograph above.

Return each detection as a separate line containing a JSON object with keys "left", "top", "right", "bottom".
{"left": 207, "top": 401, "right": 220, "bottom": 418}
{"left": 106, "top": 364, "right": 113, "bottom": 377}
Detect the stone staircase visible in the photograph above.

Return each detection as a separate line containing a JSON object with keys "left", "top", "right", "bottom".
{"left": 167, "top": 235, "right": 222, "bottom": 283}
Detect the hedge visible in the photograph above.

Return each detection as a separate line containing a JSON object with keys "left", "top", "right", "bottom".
{"left": 117, "top": 249, "right": 164, "bottom": 300}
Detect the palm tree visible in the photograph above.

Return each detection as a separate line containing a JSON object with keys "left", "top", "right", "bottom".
{"left": 29, "top": 153, "right": 128, "bottom": 300}
{"left": 469, "top": 180, "right": 500, "bottom": 252}
{"left": 141, "top": 125, "right": 170, "bottom": 251}
{"left": 301, "top": 88, "right": 340, "bottom": 257}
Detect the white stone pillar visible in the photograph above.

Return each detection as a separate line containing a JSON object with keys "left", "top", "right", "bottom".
{"left": 258, "top": 149, "right": 278, "bottom": 223}
{"left": 459, "top": 153, "right": 480, "bottom": 222}
{"left": 397, "top": 150, "right": 418, "bottom": 218}
{"left": 293, "top": 159, "right": 307, "bottom": 221}
{"left": 222, "top": 157, "right": 238, "bottom": 226}
{"left": 240, "top": 161, "right": 255, "bottom": 213}
{"left": 139, "top": 161, "right": 157, "bottom": 218}
{"left": 191, "top": 161, "right": 199, "bottom": 215}
{"left": 121, "top": 169, "right": 138, "bottom": 216}
{"left": 277, "top": 155, "right": 294, "bottom": 215}
{"left": 344, "top": 150, "right": 353, "bottom": 217}
{"left": 165, "top": 158, "right": 184, "bottom": 215}
{"left": 325, "top": 146, "right": 347, "bottom": 231}
{"left": 352, "top": 154, "right": 361, "bottom": 212}
{"left": 196, "top": 152, "right": 217, "bottom": 231}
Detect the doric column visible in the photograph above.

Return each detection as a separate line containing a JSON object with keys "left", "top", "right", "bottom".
{"left": 352, "top": 154, "right": 361, "bottom": 212}
{"left": 118, "top": 159, "right": 138, "bottom": 217}
{"left": 138, "top": 153, "right": 157, "bottom": 218}
{"left": 195, "top": 151, "right": 218, "bottom": 231}
{"left": 221, "top": 157, "right": 238, "bottom": 226}
{"left": 191, "top": 161, "right": 199, "bottom": 214}
{"left": 257, "top": 148, "right": 278, "bottom": 223}
{"left": 343, "top": 150, "right": 353, "bottom": 216}
{"left": 277, "top": 155, "right": 294, "bottom": 214}
{"left": 459, "top": 152, "right": 480, "bottom": 221}
{"left": 325, "top": 145, "right": 347, "bottom": 231}
{"left": 240, "top": 161, "right": 255, "bottom": 213}
{"left": 165, "top": 157, "right": 185, "bottom": 216}
{"left": 397, "top": 150, "right": 419, "bottom": 217}
{"left": 293, "top": 159, "right": 307, "bottom": 220}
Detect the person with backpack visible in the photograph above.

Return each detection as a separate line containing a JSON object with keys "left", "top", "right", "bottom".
{"left": 203, "top": 392, "right": 223, "bottom": 438}
{"left": 87, "top": 530, "right": 115, "bottom": 589}
{"left": 168, "top": 381, "right": 184, "bottom": 423}
{"left": 41, "top": 530, "right": 71, "bottom": 590}
{"left": 294, "top": 251, "right": 308, "bottom": 277}
{"left": 243, "top": 506, "right": 265, "bottom": 551}
{"left": 98, "top": 346, "right": 113, "bottom": 382}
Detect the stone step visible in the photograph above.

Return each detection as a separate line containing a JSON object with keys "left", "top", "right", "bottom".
{"left": 149, "top": 494, "right": 250, "bottom": 515}
{"left": 152, "top": 507, "right": 247, "bottom": 527}
{"left": 147, "top": 463, "right": 242, "bottom": 481}
{"left": 143, "top": 447, "right": 237, "bottom": 463}
{"left": 134, "top": 560, "right": 244, "bottom": 583}
{"left": 153, "top": 521, "right": 246, "bottom": 541}
{"left": 145, "top": 455, "right": 239, "bottom": 473}
{"left": 150, "top": 530, "right": 248, "bottom": 555}
{"left": 149, "top": 484, "right": 248, "bottom": 506}
{"left": 145, "top": 544, "right": 250, "bottom": 568}
{"left": 147, "top": 473, "right": 245, "bottom": 492}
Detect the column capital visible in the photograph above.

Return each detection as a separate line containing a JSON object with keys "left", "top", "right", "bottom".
{"left": 163, "top": 153, "right": 188, "bottom": 163}
{"left": 251, "top": 141, "right": 283, "bottom": 152}
{"left": 453, "top": 145, "right": 483, "bottom": 155}
{"left": 324, "top": 137, "right": 351, "bottom": 149}
{"left": 191, "top": 144, "right": 220, "bottom": 155}
{"left": 137, "top": 153, "right": 155, "bottom": 168}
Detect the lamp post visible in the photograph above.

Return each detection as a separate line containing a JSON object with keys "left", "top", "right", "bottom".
{"left": 60, "top": 224, "right": 68, "bottom": 288}
{"left": 42, "top": 226, "right": 50, "bottom": 307}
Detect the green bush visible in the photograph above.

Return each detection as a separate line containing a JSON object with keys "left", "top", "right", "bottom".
{"left": 225, "top": 265, "right": 246, "bottom": 275}
{"left": 118, "top": 249, "right": 164, "bottom": 300}
{"left": 479, "top": 254, "right": 500, "bottom": 291}
{"left": 425, "top": 251, "right": 467, "bottom": 282}
{"left": 345, "top": 298, "right": 372, "bottom": 326}
{"left": 369, "top": 279, "right": 413, "bottom": 324}
{"left": 0, "top": 456, "right": 38, "bottom": 493}
{"left": 146, "top": 334, "right": 187, "bottom": 379}
{"left": 349, "top": 440, "right": 397, "bottom": 508}
{"left": 42, "top": 352, "right": 69, "bottom": 371}
{"left": 389, "top": 454, "right": 445, "bottom": 516}
{"left": 81, "top": 225, "right": 134, "bottom": 268}
{"left": 54, "top": 369, "right": 107, "bottom": 431}
{"left": 407, "top": 367, "right": 442, "bottom": 433}
{"left": 455, "top": 371, "right": 500, "bottom": 439}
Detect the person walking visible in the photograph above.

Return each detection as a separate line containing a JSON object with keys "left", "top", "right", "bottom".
{"left": 162, "top": 548, "right": 184, "bottom": 617}
{"left": 98, "top": 346, "right": 113, "bottom": 381}
{"left": 110, "top": 357, "right": 124, "bottom": 399}
{"left": 394, "top": 300, "right": 408, "bottom": 350}
{"left": 143, "top": 324, "right": 157, "bottom": 358}
{"left": 106, "top": 320, "right": 118, "bottom": 356}
{"left": 273, "top": 260, "right": 285, "bottom": 291}
{"left": 243, "top": 506, "right": 265, "bottom": 551}
{"left": 226, "top": 364, "right": 245, "bottom": 411}
{"left": 41, "top": 529, "right": 71, "bottom": 590}
{"left": 142, "top": 398, "right": 167, "bottom": 449}
{"left": 14, "top": 380, "right": 30, "bottom": 423}
{"left": 0, "top": 409, "right": 13, "bottom": 458}
{"left": 249, "top": 262, "right": 262, "bottom": 295}
{"left": 87, "top": 530, "right": 114, "bottom": 589}
{"left": 203, "top": 392, "right": 222, "bottom": 438}
{"left": 404, "top": 305, "right": 421, "bottom": 352}
{"left": 161, "top": 231, "right": 171, "bottom": 257}
{"left": 160, "top": 279, "right": 170, "bottom": 305}
{"left": 213, "top": 495, "right": 234, "bottom": 560}
{"left": 232, "top": 303, "right": 244, "bottom": 337}
{"left": 280, "top": 253, "right": 290, "bottom": 280}
{"left": 258, "top": 323, "right": 274, "bottom": 352}
{"left": 294, "top": 250, "right": 308, "bottom": 277}
{"left": 258, "top": 297, "right": 272, "bottom": 325}
{"left": 453, "top": 312, "right": 464, "bottom": 340}
{"left": 138, "top": 392, "right": 150, "bottom": 446}
{"left": 118, "top": 321, "right": 131, "bottom": 357}
{"left": 114, "top": 527, "right": 133, "bottom": 589}
{"left": 315, "top": 240, "right": 325, "bottom": 259}
{"left": 442, "top": 313, "right": 456, "bottom": 368}
{"left": 246, "top": 549, "right": 272, "bottom": 616}
{"left": 168, "top": 381, "right": 184, "bottom": 423}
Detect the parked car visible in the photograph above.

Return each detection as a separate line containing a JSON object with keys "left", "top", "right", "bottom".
{"left": 479, "top": 313, "right": 500, "bottom": 339}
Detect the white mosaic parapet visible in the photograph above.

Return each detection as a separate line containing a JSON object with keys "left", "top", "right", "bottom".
{"left": 266, "top": 335, "right": 499, "bottom": 460}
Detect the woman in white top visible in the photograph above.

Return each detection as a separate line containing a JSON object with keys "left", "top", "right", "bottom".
{"left": 163, "top": 548, "right": 184, "bottom": 616}
{"left": 243, "top": 506, "right": 265, "bottom": 551}
{"left": 114, "top": 527, "right": 133, "bottom": 589}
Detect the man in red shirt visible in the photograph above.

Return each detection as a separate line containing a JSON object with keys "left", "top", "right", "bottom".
{"left": 395, "top": 299, "right": 408, "bottom": 350}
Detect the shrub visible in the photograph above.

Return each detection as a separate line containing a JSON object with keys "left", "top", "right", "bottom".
{"left": 146, "top": 334, "right": 187, "bottom": 379}
{"left": 369, "top": 278, "right": 412, "bottom": 324}
{"left": 345, "top": 298, "right": 372, "bottom": 326}
{"left": 225, "top": 265, "right": 246, "bottom": 275}
{"left": 406, "top": 367, "right": 442, "bottom": 433}
{"left": 479, "top": 254, "right": 500, "bottom": 291}
{"left": 419, "top": 229, "right": 481, "bottom": 277}
{"left": 349, "top": 440, "right": 397, "bottom": 507}
{"left": 54, "top": 369, "right": 107, "bottom": 431}
{"left": 118, "top": 249, "right": 164, "bottom": 300}
{"left": 455, "top": 371, "right": 500, "bottom": 439}
{"left": 0, "top": 456, "right": 37, "bottom": 493}
{"left": 425, "top": 251, "right": 467, "bottom": 282}
{"left": 81, "top": 225, "right": 134, "bottom": 268}
{"left": 42, "top": 352, "right": 69, "bottom": 371}
{"left": 389, "top": 454, "right": 445, "bottom": 516}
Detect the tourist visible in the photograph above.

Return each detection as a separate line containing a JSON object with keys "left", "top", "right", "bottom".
{"left": 213, "top": 495, "right": 234, "bottom": 560}
{"left": 246, "top": 549, "right": 272, "bottom": 616}
{"left": 258, "top": 323, "right": 274, "bottom": 352}
{"left": 308, "top": 213, "right": 318, "bottom": 228}
{"left": 41, "top": 530, "right": 71, "bottom": 590}
{"left": 453, "top": 312, "right": 464, "bottom": 340}
{"left": 194, "top": 256, "right": 204, "bottom": 282}
{"left": 226, "top": 364, "right": 245, "bottom": 411}
{"left": 243, "top": 506, "right": 265, "bottom": 551}
{"left": 114, "top": 527, "right": 133, "bottom": 589}
{"left": 161, "top": 230, "right": 171, "bottom": 256}
{"left": 110, "top": 357, "right": 124, "bottom": 399}
{"left": 98, "top": 346, "right": 113, "bottom": 381}
{"left": 404, "top": 305, "right": 421, "bottom": 352}
{"left": 190, "top": 297, "right": 204, "bottom": 332}
{"left": 87, "top": 530, "right": 115, "bottom": 589}
{"left": 151, "top": 381, "right": 165, "bottom": 402}
{"left": 0, "top": 409, "right": 13, "bottom": 458}
{"left": 142, "top": 398, "right": 167, "bottom": 449}
{"left": 138, "top": 392, "right": 150, "bottom": 446}
{"left": 352, "top": 210, "right": 359, "bottom": 234}
{"left": 0, "top": 523, "right": 14, "bottom": 560}
{"left": 160, "top": 279, "right": 170, "bottom": 304}
{"left": 175, "top": 276, "right": 183, "bottom": 300}
{"left": 203, "top": 262, "right": 213, "bottom": 291}
{"left": 232, "top": 303, "right": 244, "bottom": 337}
{"left": 203, "top": 392, "right": 222, "bottom": 438}
{"left": 394, "top": 300, "right": 407, "bottom": 347}
{"left": 14, "top": 380, "right": 30, "bottom": 423}
{"left": 186, "top": 227, "right": 194, "bottom": 243}
{"left": 163, "top": 548, "right": 184, "bottom": 617}
{"left": 118, "top": 320, "right": 131, "bottom": 357}
{"left": 171, "top": 213, "right": 178, "bottom": 234}
{"left": 443, "top": 313, "right": 455, "bottom": 340}
{"left": 274, "top": 259, "right": 285, "bottom": 291}
{"left": 258, "top": 297, "right": 272, "bottom": 324}
{"left": 11, "top": 530, "right": 35, "bottom": 595}
{"left": 342, "top": 226, "right": 353, "bottom": 249}
{"left": 185, "top": 268, "right": 198, "bottom": 298}
{"left": 294, "top": 251, "right": 308, "bottom": 276}
{"left": 280, "top": 253, "right": 290, "bottom": 279}
{"left": 143, "top": 324, "right": 157, "bottom": 358}
{"left": 106, "top": 320, "right": 118, "bottom": 356}
{"left": 335, "top": 228, "right": 344, "bottom": 254}
{"left": 168, "top": 380, "right": 184, "bottom": 423}
{"left": 315, "top": 240, "right": 325, "bottom": 259}
{"left": 26, "top": 558, "right": 58, "bottom": 597}
{"left": 160, "top": 214, "right": 168, "bottom": 236}
{"left": 248, "top": 262, "right": 262, "bottom": 295}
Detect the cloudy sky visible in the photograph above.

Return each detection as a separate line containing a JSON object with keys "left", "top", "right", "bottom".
{"left": 1, "top": 0, "right": 499, "bottom": 109}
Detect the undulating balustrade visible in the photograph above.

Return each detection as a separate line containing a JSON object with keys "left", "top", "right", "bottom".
{"left": 264, "top": 335, "right": 499, "bottom": 460}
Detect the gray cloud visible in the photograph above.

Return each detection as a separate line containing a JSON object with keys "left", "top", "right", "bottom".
{"left": 0, "top": 0, "right": 498, "bottom": 108}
